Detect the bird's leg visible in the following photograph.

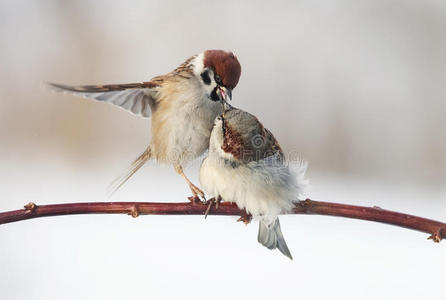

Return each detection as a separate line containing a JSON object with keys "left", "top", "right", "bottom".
{"left": 204, "top": 195, "right": 222, "bottom": 219}
{"left": 175, "top": 165, "right": 206, "bottom": 203}
{"left": 237, "top": 209, "right": 252, "bottom": 225}
{"left": 215, "top": 195, "right": 222, "bottom": 209}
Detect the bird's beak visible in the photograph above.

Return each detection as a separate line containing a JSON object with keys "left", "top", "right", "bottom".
{"left": 218, "top": 86, "right": 233, "bottom": 112}
{"left": 218, "top": 86, "right": 232, "bottom": 103}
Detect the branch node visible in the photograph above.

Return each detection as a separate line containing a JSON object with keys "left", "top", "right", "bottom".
{"left": 128, "top": 206, "right": 139, "bottom": 218}
{"left": 298, "top": 198, "right": 313, "bottom": 211}
{"left": 24, "top": 202, "right": 37, "bottom": 212}
{"left": 428, "top": 228, "right": 446, "bottom": 243}
{"left": 236, "top": 209, "right": 252, "bottom": 225}
{"left": 428, "top": 234, "right": 441, "bottom": 243}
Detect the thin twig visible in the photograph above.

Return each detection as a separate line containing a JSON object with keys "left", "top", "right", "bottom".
{"left": 1, "top": 199, "right": 445, "bottom": 242}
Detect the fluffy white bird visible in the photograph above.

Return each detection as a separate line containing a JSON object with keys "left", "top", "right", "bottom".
{"left": 48, "top": 50, "right": 241, "bottom": 199}
{"left": 200, "top": 108, "right": 308, "bottom": 259}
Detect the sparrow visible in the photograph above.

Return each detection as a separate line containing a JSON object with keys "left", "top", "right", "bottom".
{"left": 48, "top": 50, "right": 241, "bottom": 199}
{"left": 199, "top": 108, "right": 308, "bottom": 259}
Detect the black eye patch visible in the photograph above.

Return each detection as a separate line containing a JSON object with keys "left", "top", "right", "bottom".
{"left": 200, "top": 71, "right": 211, "bottom": 85}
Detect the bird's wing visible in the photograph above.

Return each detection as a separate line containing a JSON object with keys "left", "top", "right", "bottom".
{"left": 239, "top": 125, "right": 284, "bottom": 163}
{"left": 262, "top": 128, "right": 285, "bottom": 161}
{"left": 47, "top": 81, "right": 161, "bottom": 118}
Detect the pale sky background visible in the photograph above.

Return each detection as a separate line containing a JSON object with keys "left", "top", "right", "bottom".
{"left": 1, "top": 1, "right": 446, "bottom": 299}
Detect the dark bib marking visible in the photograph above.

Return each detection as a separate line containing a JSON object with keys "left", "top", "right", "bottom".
{"left": 210, "top": 87, "right": 220, "bottom": 102}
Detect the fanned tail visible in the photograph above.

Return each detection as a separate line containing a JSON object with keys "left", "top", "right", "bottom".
{"left": 108, "top": 147, "right": 152, "bottom": 196}
{"left": 258, "top": 217, "right": 293, "bottom": 260}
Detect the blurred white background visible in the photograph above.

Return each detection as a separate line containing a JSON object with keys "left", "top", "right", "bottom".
{"left": 1, "top": 1, "right": 445, "bottom": 299}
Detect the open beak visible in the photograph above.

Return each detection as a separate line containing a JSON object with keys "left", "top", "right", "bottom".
{"left": 218, "top": 86, "right": 233, "bottom": 111}
{"left": 218, "top": 86, "right": 232, "bottom": 103}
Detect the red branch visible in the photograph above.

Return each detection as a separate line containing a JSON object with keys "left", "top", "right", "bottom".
{"left": 1, "top": 199, "right": 445, "bottom": 242}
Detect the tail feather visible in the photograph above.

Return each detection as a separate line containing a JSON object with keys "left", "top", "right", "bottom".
{"left": 258, "top": 217, "right": 292, "bottom": 260}
{"left": 108, "top": 147, "right": 152, "bottom": 196}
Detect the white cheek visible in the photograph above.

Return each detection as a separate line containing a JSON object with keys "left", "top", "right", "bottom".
{"left": 204, "top": 77, "right": 217, "bottom": 98}
{"left": 209, "top": 126, "right": 236, "bottom": 161}
{"left": 191, "top": 57, "right": 217, "bottom": 98}
{"left": 204, "top": 84, "right": 215, "bottom": 98}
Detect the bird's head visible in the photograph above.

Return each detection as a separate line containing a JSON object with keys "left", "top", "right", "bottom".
{"left": 210, "top": 108, "right": 263, "bottom": 162}
{"left": 192, "top": 50, "right": 241, "bottom": 104}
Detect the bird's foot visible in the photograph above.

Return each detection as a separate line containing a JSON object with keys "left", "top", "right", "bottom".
{"left": 237, "top": 209, "right": 252, "bottom": 225}
{"left": 204, "top": 196, "right": 222, "bottom": 219}
{"left": 176, "top": 166, "right": 206, "bottom": 204}
{"left": 187, "top": 196, "right": 204, "bottom": 204}
{"left": 187, "top": 183, "right": 206, "bottom": 204}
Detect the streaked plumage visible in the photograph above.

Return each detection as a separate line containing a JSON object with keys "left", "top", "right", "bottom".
{"left": 48, "top": 50, "right": 241, "bottom": 198}
{"left": 200, "top": 108, "right": 308, "bottom": 259}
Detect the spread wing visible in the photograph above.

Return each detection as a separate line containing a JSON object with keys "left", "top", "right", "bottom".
{"left": 47, "top": 81, "right": 161, "bottom": 118}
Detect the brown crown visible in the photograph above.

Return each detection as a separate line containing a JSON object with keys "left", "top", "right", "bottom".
{"left": 203, "top": 50, "right": 241, "bottom": 89}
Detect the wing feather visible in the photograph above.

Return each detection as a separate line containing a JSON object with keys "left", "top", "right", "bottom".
{"left": 47, "top": 82, "right": 160, "bottom": 118}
